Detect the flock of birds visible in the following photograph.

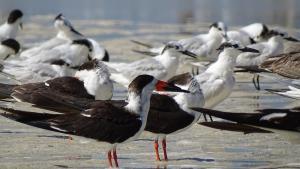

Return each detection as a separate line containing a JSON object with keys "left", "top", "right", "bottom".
{"left": 0, "top": 9, "right": 300, "bottom": 168}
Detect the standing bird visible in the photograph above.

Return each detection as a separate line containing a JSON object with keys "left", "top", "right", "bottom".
{"left": 106, "top": 41, "right": 197, "bottom": 87}
{"left": 168, "top": 42, "right": 259, "bottom": 118}
{"left": 235, "top": 34, "right": 299, "bottom": 90}
{"left": 145, "top": 79, "right": 204, "bottom": 161}
{"left": 0, "top": 9, "right": 23, "bottom": 40}
{"left": 0, "top": 75, "right": 189, "bottom": 168}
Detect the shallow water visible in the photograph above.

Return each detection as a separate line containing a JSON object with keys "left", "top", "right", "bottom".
{"left": 0, "top": 7, "right": 300, "bottom": 169}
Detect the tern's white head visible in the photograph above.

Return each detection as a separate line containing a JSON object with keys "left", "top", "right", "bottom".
{"left": 208, "top": 41, "right": 260, "bottom": 74}
{"left": 160, "top": 41, "right": 197, "bottom": 58}
{"left": 54, "top": 14, "right": 83, "bottom": 40}
{"left": 0, "top": 38, "right": 20, "bottom": 60}
{"left": 75, "top": 59, "right": 113, "bottom": 100}
{"left": 209, "top": 22, "right": 228, "bottom": 39}
{"left": 217, "top": 41, "right": 260, "bottom": 57}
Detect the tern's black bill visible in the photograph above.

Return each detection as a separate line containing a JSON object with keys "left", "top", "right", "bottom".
{"left": 284, "top": 36, "right": 300, "bottom": 42}
{"left": 239, "top": 47, "right": 260, "bottom": 53}
{"left": 180, "top": 50, "right": 197, "bottom": 58}
{"left": 156, "top": 80, "right": 190, "bottom": 93}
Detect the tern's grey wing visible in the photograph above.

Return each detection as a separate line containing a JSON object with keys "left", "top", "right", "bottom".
{"left": 178, "top": 36, "right": 205, "bottom": 52}
{"left": 195, "top": 72, "right": 234, "bottom": 107}
{"left": 117, "top": 58, "right": 167, "bottom": 80}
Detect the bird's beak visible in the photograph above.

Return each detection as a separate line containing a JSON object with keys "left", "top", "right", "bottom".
{"left": 155, "top": 80, "right": 190, "bottom": 93}
{"left": 3, "top": 55, "right": 11, "bottom": 60}
{"left": 238, "top": 47, "right": 260, "bottom": 53}
{"left": 284, "top": 36, "right": 300, "bottom": 42}
{"left": 180, "top": 50, "right": 197, "bottom": 58}
{"left": 161, "top": 45, "right": 169, "bottom": 55}
{"left": 19, "top": 22, "right": 23, "bottom": 30}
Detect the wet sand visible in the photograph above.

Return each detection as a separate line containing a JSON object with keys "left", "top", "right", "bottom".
{"left": 0, "top": 16, "right": 300, "bottom": 169}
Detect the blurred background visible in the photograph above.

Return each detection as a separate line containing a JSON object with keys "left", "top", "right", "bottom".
{"left": 0, "top": 0, "right": 299, "bottom": 28}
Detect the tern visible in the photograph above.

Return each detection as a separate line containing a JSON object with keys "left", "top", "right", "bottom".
{"left": 235, "top": 34, "right": 300, "bottom": 90}
{"left": 0, "top": 9, "right": 23, "bottom": 40}
{"left": 106, "top": 41, "right": 197, "bottom": 87}
{"left": 20, "top": 14, "right": 109, "bottom": 62}
{"left": 132, "top": 22, "right": 227, "bottom": 61}
{"left": 0, "top": 75, "right": 189, "bottom": 168}
{"left": 168, "top": 42, "right": 259, "bottom": 109}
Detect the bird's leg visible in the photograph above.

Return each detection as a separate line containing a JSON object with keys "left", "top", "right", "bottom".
{"left": 203, "top": 113, "right": 208, "bottom": 122}
{"left": 209, "top": 115, "right": 213, "bottom": 122}
{"left": 107, "top": 150, "right": 113, "bottom": 168}
{"left": 252, "top": 74, "right": 260, "bottom": 90}
{"left": 162, "top": 138, "right": 168, "bottom": 161}
{"left": 256, "top": 74, "right": 260, "bottom": 90}
{"left": 112, "top": 147, "right": 119, "bottom": 168}
{"left": 154, "top": 139, "right": 161, "bottom": 161}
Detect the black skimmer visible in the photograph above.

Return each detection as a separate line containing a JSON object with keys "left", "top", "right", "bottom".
{"left": 0, "top": 9, "right": 23, "bottom": 40}
{"left": 0, "top": 75, "right": 189, "bottom": 168}
{"left": 7, "top": 78, "right": 205, "bottom": 162}
{"left": 191, "top": 107, "right": 300, "bottom": 132}
{"left": 0, "top": 59, "right": 113, "bottom": 109}
{"left": 145, "top": 79, "right": 204, "bottom": 161}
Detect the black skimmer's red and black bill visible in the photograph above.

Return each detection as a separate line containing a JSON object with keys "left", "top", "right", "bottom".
{"left": 191, "top": 107, "right": 300, "bottom": 132}
{"left": 0, "top": 75, "right": 189, "bottom": 168}
{"left": 0, "top": 59, "right": 113, "bottom": 110}
{"left": 145, "top": 79, "right": 204, "bottom": 161}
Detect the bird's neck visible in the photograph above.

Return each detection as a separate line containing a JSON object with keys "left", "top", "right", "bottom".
{"left": 0, "top": 22, "right": 18, "bottom": 38}
{"left": 75, "top": 69, "right": 113, "bottom": 100}
{"left": 206, "top": 50, "right": 236, "bottom": 77}
{"left": 155, "top": 50, "right": 179, "bottom": 79}
{"left": 57, "top": 30, "right": 83, "bottom": 40}
{"left": 126, "top": 91, "right": 152, "bottom": 126}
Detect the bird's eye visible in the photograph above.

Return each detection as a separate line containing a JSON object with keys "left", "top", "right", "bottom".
{"left": 233, "top": 44, "right": 239, "bottom": 48}
{"left": 218, "top": 28, "right": 222, "bottom": 31}
{"left": 175, "top": 45, "right": 180, "bottom": 50}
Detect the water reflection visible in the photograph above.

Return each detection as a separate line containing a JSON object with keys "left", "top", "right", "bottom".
{"left": 0, "top": 0, "right": 299, "bottom": 28}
